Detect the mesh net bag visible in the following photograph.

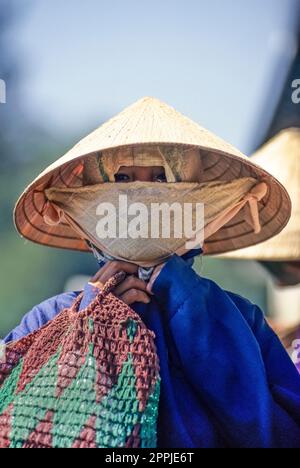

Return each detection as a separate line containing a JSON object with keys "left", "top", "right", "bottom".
{"left": 0, "top": 273, "right": 161, "bottom": 448}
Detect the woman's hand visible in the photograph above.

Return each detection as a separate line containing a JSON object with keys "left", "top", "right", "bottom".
{"left": 89, "top": 261, "right": 151, "bottom": 305}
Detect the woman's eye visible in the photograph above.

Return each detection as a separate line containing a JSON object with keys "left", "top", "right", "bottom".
{"left": 154, "top": 173, "right": 167, "bottom": 182}
{"left": 114, "top": 173, "right": 131, "bottom": 182}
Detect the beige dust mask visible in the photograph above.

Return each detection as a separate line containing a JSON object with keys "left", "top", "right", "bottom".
{"left": 42, "top": 178, "right": 268, "bottom": 267}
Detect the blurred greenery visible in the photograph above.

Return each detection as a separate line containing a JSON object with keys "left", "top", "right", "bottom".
{"left": 0, "top": 1, "right": 97, "bottom": 337}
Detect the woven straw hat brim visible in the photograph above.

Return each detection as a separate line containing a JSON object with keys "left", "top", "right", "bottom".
{"left": 221, "top": 128, "right": 300, "bottom": 261}
{"left": 13, "top": 97, "right": 291, "bottom": 256}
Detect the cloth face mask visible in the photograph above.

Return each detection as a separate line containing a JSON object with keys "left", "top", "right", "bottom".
{"left": 42, "top": 178, "right": 268, "bottom": 268}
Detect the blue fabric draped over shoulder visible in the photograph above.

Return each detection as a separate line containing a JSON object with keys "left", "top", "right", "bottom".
{"left": 4, "top": 254, "right": 300, "bottom": 448}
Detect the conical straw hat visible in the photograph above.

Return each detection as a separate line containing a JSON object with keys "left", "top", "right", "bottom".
{"left": 220, "top": 128, "right": 300, "bottom": 260}
{"left": 13, "top": 96, "right": 291, "bottom": 255}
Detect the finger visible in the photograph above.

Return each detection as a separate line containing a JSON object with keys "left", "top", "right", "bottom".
{"left": 100, "top": 261, "right": 138, "bottom": 284}
{"left": 89, "top": 271, "right": 126, "bottom": 291}
{"left": 88, "top": 280, "right": 104, "bottom": 290}
{"left": 90, "top": 261, "right": 111, "bottom": 282}
{"left": 92, "top": 260, "right": 138, "bottom": 284}
{"left": 119, "top": 289, "right": 151, "bottom": 305}
{"left": 114, "top": 275, "right": 148, "bottom": 296}
{"left": 90, "top": 257, "right": 120, "bottom": 281}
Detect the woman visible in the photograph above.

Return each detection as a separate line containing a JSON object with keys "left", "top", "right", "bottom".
{"left": 5, "top": 97, "right": 300, "bottom": 447}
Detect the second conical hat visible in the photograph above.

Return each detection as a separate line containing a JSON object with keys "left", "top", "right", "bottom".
{"left": 13, "top": 96, "right": 291, "bottom": 255}
{"left": 221, "top": 128, "right": 300, "bottom": 260}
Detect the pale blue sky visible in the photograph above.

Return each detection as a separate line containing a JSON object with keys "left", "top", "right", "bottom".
{"left": 10, "top": 0, "right": 299, "bottom": 152}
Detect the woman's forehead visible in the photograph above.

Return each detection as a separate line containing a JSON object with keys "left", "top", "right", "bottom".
{"left": 83, "top": 145, "right": 202, "bottom": 184}
{"left": 117, "top": 165, "right": 165, "bottom": 172}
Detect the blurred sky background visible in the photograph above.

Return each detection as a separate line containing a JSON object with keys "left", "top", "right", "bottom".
{"left": 0, "top": 0, "right": 299, "bottom": 337}
{"left": 10, "top": 0, "right": 299, "bottom": 148}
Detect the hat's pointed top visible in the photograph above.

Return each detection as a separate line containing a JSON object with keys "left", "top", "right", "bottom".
{"left": 136, "top": 96, "right": 163, "bottom": 102}
{"left": 66, "top": 94, "right": 246, "bottom": 164}
{"left": 129, "top": 96, "right": 172, "bottom": 105}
